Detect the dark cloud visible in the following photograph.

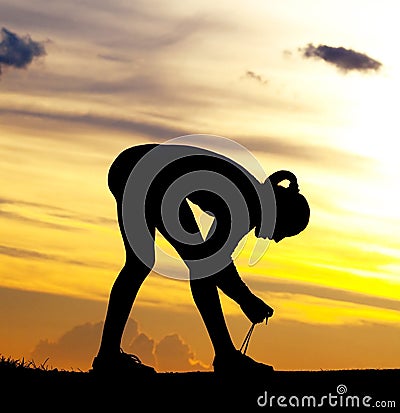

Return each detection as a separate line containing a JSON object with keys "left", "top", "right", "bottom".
{"left": 97, "top": 53, "right": 131, "bottom": 63}
{"left": 31, "top": 319, "right": 209, "bottom": 372}
{"left": 127, "top": 333, "right": 156, "bottom": 367}
{"left": 0, "top": 27, "right": 46, "bottom": 76}
{"left": 31, "top": 321, "right": 104, "bottom": 370}
{"left": 244, "top": 70, "right": 268, "bottom": 85}
{"left": 155, "top": 333, "right": 208, "bottom": 372}
{"left": 27, "top": 315, "right": 400, "bottom": 373}
{"left": 299, "top": 43, "right": 382, "bottom": 73}
{"left": 31, "top": 319, "right": 139, "bottom": 370}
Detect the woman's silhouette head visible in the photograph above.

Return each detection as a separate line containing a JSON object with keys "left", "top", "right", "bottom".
{"left": 272, "top": 185, "right": 310, "bottom": 242}
{"left": 266, "top": 170, "right": 310, "bottom": 243}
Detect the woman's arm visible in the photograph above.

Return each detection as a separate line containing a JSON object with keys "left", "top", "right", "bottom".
{"left": 215, "top": 262, "right": 274, "bottom": 323}
{"left": 215, "top": 261, "right": 253, "bottom": 304}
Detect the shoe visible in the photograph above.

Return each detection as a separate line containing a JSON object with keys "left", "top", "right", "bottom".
{"left": 213, "top": 349, "right": 273, "bottom": 377}
{"left": 91, "top": 349, "right": 156, "bottom": 375}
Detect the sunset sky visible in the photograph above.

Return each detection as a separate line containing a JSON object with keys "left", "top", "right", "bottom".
{"left": 1, "top": 0, "right": 399, "bottom": 372}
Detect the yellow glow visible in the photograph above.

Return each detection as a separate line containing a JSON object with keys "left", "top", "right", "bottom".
{"left": 1, "top": 0, "right": 400, "bottom": 371}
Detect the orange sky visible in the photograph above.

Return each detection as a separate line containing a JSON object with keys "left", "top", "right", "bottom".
{"left": 1, "top": 0, "right": 399, "bottom": 372}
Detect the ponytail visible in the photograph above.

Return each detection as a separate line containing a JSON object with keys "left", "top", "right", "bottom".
{"left": 268, "top": 170, "right": 299, "bottom": 193}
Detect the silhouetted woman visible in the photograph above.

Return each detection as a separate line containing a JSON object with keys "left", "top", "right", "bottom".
{"left": 92, "top": 143, "right": 310, "bottom": 376}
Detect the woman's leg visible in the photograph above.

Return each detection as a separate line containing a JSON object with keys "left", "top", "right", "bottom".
{"left": 97, "top": 253, "right": 153, "bottom": 358}
{"left": 96, "top": 205, "right": 155, "bottom": 359}
{"left": 189, "top": 275, "right": 237, "bottom": 358}
{"left": 157, "top": 200, "right": 237, "bottom": 358}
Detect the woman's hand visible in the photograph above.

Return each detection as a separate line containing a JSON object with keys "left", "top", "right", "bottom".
{"left": 240, "top": 293, "right": 274, "bottom": 324}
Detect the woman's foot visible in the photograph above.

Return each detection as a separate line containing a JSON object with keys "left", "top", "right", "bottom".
{"left": 91, "top": 349, "right": 156, "bottom": 375}
{"left": 213, "top": 350, "right": 273, "bottom": 377}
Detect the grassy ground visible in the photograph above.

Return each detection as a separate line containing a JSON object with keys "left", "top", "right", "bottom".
{"left": 1, "top": 355, "right": 398, "bottom": 411}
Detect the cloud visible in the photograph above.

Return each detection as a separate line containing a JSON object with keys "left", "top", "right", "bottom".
{"left": 299, "top": 43, "right": 382, "bottom": 73}
{"left": 250, "top": 277, "right": 400, "bottom": 313}
{"left": 0, "top": 244, "right": 113, "bottom": 270}
{"left": 229, "top": 135, "right": 375, "bottom": 176}
{"left": 244, "top": 70, "right": 268, "bottom": 85}
{"left": 31, "top": 319, "right": 139, "bottom": 370}
{"left": 0, "top": 1, "right": 230, "bottom": 52}
{"left": 0, "top": 244, "right": 62, "bottom": 261}
{"left": 31, "top": 323, "right": 102, "bottom": 370}
{"left": 127, "top": 333, "right": 156, "bottom": 367}
{"left": 0, "top": 107, "right": 190, "bottom": 142}
{"left": 97, "top": 53, "right": 131, "bottom": 63}
{"left": 31, "top": 321, "right": 104, "bottom": 370}
{"left": 0, "top": 209, "right": 81, "bottom": 231}
{"left": 0, "top": 106, "right": 373, "bottom": 176}
{"left": 155, "top": 333, "right": 209, "bottom": 372}
{"left": 31, "top": 318, "right": 209, "bottom": 372}
{"left": 0, "top": 27, "right": 46, "bottom": 76}
{"left": 0, "top": 196, "right": 115, "bottom": 229}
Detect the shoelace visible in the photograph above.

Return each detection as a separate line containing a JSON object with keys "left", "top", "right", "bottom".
{"left": 239, "top": 323, "right": 255, "bottom": 355}
{"left": 239, "top": 317, "right": 269, "bottom": 355}
{"left": 120, "top": 348, "right": 142, "bottom": 364}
